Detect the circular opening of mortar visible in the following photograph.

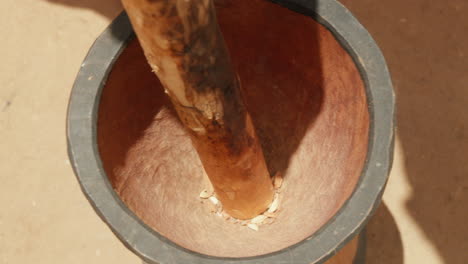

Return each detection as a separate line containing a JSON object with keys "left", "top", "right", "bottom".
{"left": 97, "top": 0, "right": 369, "bottom": 258}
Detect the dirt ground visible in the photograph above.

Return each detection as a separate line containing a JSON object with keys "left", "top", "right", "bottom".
{"left": 0, "top": 0, "right": 466, "bottom": 263}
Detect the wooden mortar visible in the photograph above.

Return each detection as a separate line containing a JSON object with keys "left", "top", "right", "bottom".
{"left": 67, "top": 0, "right": 395, "bottom": 263}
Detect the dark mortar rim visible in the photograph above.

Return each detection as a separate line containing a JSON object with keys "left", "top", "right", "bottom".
{"left": 67, "top": 0, "right": 395, "bottom": 263}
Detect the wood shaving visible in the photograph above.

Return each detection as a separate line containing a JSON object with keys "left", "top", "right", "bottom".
{"left": 209, "top": 196, "right": 219, "bottom": 205}
{"left": 199, "top": 189, "right": 212, "bottom": 199}
{"left": 263, "top": 212, "right": 277, "bottom": 218}
{"left": 207, "top": 202, "right": 217, "bottom": 213}
{"left": 251, "top": 215, "right": 267, "bottom": 224}
{"left": 216, "top": 204, "right": 223, "bottom": 214}
{"left": 200, "top": 189, "right": 280, "bottom": 229}
{"left": 273, "top": 172, "right": 283, "bottom": 189}
{"left": 267, "top": 194, "right": 279, "bottom": 213}
{"left": 247, "top": 223, "right": 259, "bottom": 231}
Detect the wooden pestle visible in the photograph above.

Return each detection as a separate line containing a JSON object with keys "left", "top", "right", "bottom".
{"left": 121, "top": 0, "right": 274, "bottom": 219}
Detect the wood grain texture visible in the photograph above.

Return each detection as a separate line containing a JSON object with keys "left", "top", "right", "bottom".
{"left": 97, "top": 0, "right": 369, "bottom": 258}
{"left": 121, "top": 0, "right": 274, "bottom": 219}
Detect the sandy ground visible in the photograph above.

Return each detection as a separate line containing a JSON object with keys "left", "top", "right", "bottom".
{"left": 0, "top": 0, "right": 466, "bottom": 263}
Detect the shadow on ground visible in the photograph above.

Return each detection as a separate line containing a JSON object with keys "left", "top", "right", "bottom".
{"left": 366, "top": 203, "right": 404, "bottom": 264}
{"left": 341, "top": 0, "right": 468, "bottom": 263}
{"left": 45, "top": 0, "right": 122, "bottom": 19}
